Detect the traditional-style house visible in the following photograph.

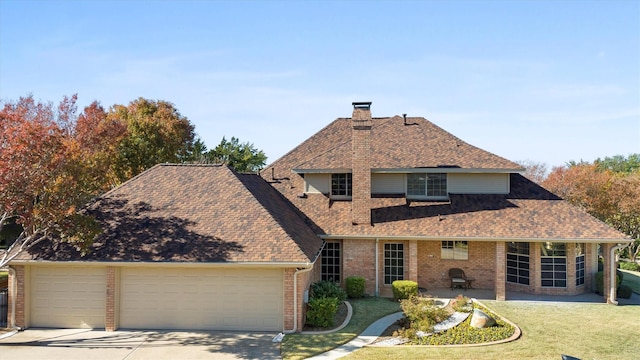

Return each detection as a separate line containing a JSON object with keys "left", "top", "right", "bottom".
{"left": 6, "top": 102, "right": 630, "bottom": 332}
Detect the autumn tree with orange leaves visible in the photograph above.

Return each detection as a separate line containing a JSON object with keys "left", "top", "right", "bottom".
{"left": 542, "top": 159, "right": 640, "bottom": 262}
{"left": 0, "top": 95, "right": 116, "bottom": 267}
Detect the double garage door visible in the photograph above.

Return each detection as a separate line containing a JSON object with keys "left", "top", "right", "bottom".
{"left": 30, "top": 266, "right": 284, "bottom": 331}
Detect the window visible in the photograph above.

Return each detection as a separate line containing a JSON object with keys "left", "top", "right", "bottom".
{"left": 576, "top": 243, "right": 585, "bottom": 286}
{"left": 427, "top": 173, "right": 447, "bottom": 197}
{"left": 331, "top": 173, "right": 352, "bottom": 197}
{"left": 407, "top": 173, "right": 447, "bottom": 198}
{"left": 541, "top": 242, "right": 567, "bottom": 288}
{"left": 321, "top": 241, "right": 341, "bottom": 283}
{"left": 384, "top": 243, "right": 404, "bottom": 284}
{"left": 507, "top": 242, "right": 530, "bottom": 285}
{"left": 407, "top": 173, "right": 426, "bottom": 196}
{"left": 441, "top": 241, "right": 468, "bottom": 260}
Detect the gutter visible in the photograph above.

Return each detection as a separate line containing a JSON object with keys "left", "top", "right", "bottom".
{"left": 317, "top": 234, "right": 632, "bottom": 244}
{"left": 609, "top": 244, "right": 626, "bottom": 305}
{"left": 7, "top": 260, "right": 315, "bottom": 268}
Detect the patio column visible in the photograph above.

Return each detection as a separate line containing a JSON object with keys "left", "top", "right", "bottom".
{"left": 495, "top": 242, "right": 506, "bottom": 301}
{"left": 408, "top": 240, "right": 418, "bottom": 282}
{"left": 105, "top": 266, "right": 118, "bottom": 331}
{"left": 602, "top": 243, "right": 623, "bottom": 304}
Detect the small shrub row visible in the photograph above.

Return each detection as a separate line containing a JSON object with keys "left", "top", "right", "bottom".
{"left": 595, "top": 270, "right": 623, "bottom": 295}
{"left": 306, "top": 297, "right": 340, "bottom": 327}
{"left": 392, "top": 280, "right": 418, "bottom": 300}
{"left": 310, "top": 280, "right": 347, "bottom": 301}
{"left": 345, "top": 276, "right": 365, "bottom": 299}
{"left": 306, "top": 280, "right": 347, "bottom": 328}
{"left": 619, "top": 261, "right": 640, "bottom": 272}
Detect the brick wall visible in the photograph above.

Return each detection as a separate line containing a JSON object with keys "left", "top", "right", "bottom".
{"left": 351, "top": 106, "right": 372, "bottom": 225}
{"left": 105, "top": 266, "right": 116, "bottom": 331}
{"left": 343, "top": 239, "right": 377, "bottom": 295}
{"left": 417, "top": 241, "right": 496, "bottom": 290}
{"left": 8, "top": 265, "right": 25, "bottom": 328}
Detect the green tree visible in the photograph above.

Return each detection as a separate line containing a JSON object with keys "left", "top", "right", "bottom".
{"left": 209, "top": 136, "right": 267, "bottom": 173}
{"left": 594, "top": 154, "right": 640, "bottom": 174}
{"left": 109, "top": 98, "right": 196, "bottom": 183}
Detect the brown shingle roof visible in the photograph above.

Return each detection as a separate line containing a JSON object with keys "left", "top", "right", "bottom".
{"left": 264, "top": 174, "right": 629, "bottom": 242}
{"left": 26, "top": 164, "right": 323, "bottom": 263}
{"left": 273, "top": 116, "right": 522, "bottom": 171}
{"left": 261, "top": 112, "right": 629, "bottom": 242}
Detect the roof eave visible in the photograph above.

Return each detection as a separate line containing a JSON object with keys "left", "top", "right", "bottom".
{"left": 293, "top": 167, "right": 524, "bottom": 174}
{"left": 318, "top": 234, "right": 632, "bottom": 243}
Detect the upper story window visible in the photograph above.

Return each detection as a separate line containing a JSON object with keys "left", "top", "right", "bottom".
{"left": 407, "top": 173, "right": 447, "bottom": 198}
{"left": 331, "top": 173, "right": 352, "bottom": 197}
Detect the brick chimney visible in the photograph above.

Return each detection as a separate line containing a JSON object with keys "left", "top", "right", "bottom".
{"left": 351, "top": 102, "right": 372, "bottom": 225}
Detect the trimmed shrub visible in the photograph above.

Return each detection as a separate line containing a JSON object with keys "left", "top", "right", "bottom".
{"left": 595, "top": 270, "right": 623, "bottom": 295}
{"left": 619, "top": 261, "right": 640, "bottom": 272}
{"left": 306, "top": 297, "right": 340, "bottom": 327}
{"left": 392, "top": 280, "right": 418, "bottom": 300}
{"left": 617, "top": 285, "right": 633, "bottom": 299}
{"left": 345, "top": 276, "right": 365, "bottom": 299}
{"left": 310, "top": 280, "right": 347, "bottom": 302}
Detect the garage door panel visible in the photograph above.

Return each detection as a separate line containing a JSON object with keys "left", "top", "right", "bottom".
{"left": 31, "top": 266, "right": 106, "bottom": 329}
{"left": 120, "top": 268, "right": 283, "bottom": 331}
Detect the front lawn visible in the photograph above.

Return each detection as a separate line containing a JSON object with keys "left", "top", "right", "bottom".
{"left": 281, "top": 297, "right": 401, "bottom": 360}
{"left": 343, "top": 300, "right": 640, "bottom": 360}
{"left": 620, "top": 269, "right": 640, "bottom": 294}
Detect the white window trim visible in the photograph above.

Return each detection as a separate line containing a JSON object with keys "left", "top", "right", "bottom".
{"left": 405, "top": 173, "right": 449, "bottom": 200}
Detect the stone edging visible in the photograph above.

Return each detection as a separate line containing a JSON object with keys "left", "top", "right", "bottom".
{"left": 300, "top": 300, "right": 353, "bottom": 335}
{"left": 365, "top": 298, "right": 522, "bottom": 348}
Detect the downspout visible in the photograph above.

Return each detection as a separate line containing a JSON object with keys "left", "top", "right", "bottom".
{"left": 284, "top": 266, "right": 313, "bottom": 334}
{"left": 375, "top": 238, "right": 379, "bottom": 297}
{"left": 7, "top": 267, "right": 22, "bottom": 331}
{"left": 284, "top": 242, "right": 325, "bottom": 334}
{"left": 609, "top": 244, "right": 625, "bottom": 305}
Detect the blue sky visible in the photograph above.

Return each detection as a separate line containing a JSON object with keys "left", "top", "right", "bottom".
{"left": 1, "top": 0, "right": 638, "bottom": 168}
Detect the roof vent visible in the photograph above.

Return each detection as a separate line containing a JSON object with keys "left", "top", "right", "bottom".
{"left": 403, "top": 113, "right": 407, "bottom": 125}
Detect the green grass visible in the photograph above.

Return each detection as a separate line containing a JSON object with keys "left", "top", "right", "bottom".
{"left": 620, "top": 269, "right": 640, "bottom": 294}
{"left": 281, "top": 297, "right": 401, "bottom": 360}
{"left": 343, "top": 300, "right": 640, "bottom": 360}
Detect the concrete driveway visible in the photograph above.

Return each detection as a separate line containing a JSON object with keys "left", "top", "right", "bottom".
{"left": 0, "top": 328, "right": 282, "bottom": 360}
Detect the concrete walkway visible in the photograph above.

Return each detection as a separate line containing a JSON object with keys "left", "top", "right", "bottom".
{"left": 306, "top": 311, "right": 405, "bottom": 360}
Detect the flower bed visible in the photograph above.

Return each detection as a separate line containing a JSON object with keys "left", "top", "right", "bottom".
{"left": 386, "top": 295, "right": 517, "bottom": 346}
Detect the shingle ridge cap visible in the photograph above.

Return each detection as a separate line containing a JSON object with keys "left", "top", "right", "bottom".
{"left": 158, "top": 163, "right": 226, "bottom": 168}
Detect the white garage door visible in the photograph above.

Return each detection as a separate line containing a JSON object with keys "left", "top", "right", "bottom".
{"left": 31, "top": 266, "right": 106, "bottom": 328}
{"left": 120, "top": 267, "right": 283, "bottom": 331}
